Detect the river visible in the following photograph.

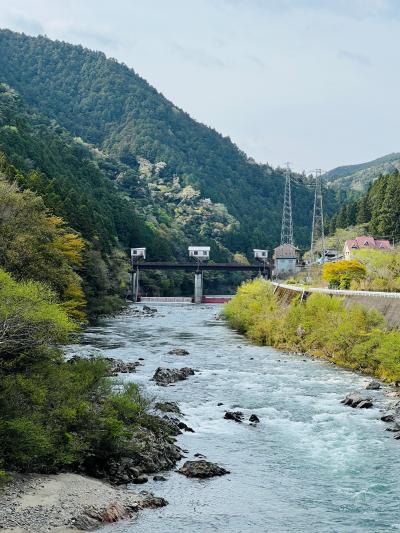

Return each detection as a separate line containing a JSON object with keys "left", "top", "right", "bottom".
{"left": 71, "top": 304, "right": 400, "bottom": 533}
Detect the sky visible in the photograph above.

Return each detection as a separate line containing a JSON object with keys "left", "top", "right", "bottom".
{"left": 0, "top": 0, "right": 399, "bottom": 172}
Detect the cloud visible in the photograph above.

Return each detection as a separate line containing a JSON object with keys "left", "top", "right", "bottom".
{"left": 338, "top": 50, "right": 372, "bottom": 67}
{"left": 7, "top": 15, "right": 45, "bottom": 35}
{"left": 170, "top": 42, "right": 229, "bottom": 68}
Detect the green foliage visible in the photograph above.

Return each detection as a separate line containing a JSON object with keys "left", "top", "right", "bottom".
{"left": 0, "top": 269, "right": 153, "bottom": 473}
{"left": 0, "top": 176, "right": 86, "bottom": 320}
{"left": 329, "top": 171, "right": 400, "bottom": 245}
{"left": 322, "top": 260, "right": 366, "bottom": 289}
{"left": 224, "top": 279, "right": 400, "bottom": 382}
{"left": 0, "top": 29, "right": 339, "bottom": 256}
{"left": 0, "top": 268, "right": 75, "bottom": 365}
{"left": 352, "top": 247, "right": 400, "bottom": 292}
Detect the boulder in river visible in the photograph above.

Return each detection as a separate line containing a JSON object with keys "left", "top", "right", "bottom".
{"left": 381, "top": 414, "right": 395, "bottom": 423}
{"left": 162, "top": 415, "right": 195, "bottom": 434}
{"left": 168, "top": 348, "right": 190, "bottom": 356}
{"left": 224, "top": 411, "right": 244, "bottom": 423}
{"left": 105, "top": 357, "right": 139, "bottom": 375}
{"left": 152, "top": 367, "right": 195, "bottom": 386}
{"left": 249, "top": 414, "right": 260, "bottom": 423}
{"left": 341, "top": 393, "right": 373, "bottom": 409}
{"left": 155, "top": 401, "right": 182, "bottom": 414}
{"left": 365, "top": 380, "right": 381, "bottom": 390}
{"left": 178, "top": 460, "right": 230, "bottom": 478}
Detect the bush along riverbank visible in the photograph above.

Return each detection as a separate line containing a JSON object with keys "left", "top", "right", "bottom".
{"left": 0, "top": 269, "right": 182, "bottom": 530}
{"left": 223, "top": 278, "right": 400, "bottom": 382}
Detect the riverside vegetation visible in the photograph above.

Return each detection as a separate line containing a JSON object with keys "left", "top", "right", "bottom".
{"left": 0, "top": 176, "right": 181, "bottom": 488}
{"left": 224, "top": 278, "right": 400, "bottom": 382}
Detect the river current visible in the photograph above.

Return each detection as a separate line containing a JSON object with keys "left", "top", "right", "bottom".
{"left": 71, "top": 304, "right": 400, "bottom": 533}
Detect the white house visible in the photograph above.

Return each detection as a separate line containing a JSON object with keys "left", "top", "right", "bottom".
{"left": 188, "top": 246, "right": 210, "bottom": 261}
{"left": 253, "top": 249, "right": 269, "bottom": 262}
{"left": 130, "top": 247, "right": 146, "bottom": 260}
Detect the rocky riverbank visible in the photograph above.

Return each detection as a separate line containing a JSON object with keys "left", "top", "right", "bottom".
{"left": 0, "top": 473, "right": 166, "bottom": 532}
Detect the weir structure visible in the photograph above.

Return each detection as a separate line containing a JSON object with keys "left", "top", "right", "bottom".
{"left": 129, "top": 247, "right": 270, "bottom": 303}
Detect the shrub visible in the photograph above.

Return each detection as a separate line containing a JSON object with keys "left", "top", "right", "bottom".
{"left": 224, "top": 279, "right": 400, "bottom": 382}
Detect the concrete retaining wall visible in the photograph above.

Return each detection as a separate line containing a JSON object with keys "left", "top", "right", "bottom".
{"left": 271, "top": 282, "right": 400, "bottom": 329}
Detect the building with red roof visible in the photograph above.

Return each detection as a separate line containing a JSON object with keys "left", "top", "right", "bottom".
{"left": 344, "top": 236, "right": 393, "bottom": 260}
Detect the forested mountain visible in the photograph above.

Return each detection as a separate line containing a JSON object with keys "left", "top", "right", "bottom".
{"left": 323, "top": 153, "right": 400, "bottom": 193}
{"left": 329, "top": 171, "right": 400, "bottom": 240}
{"left": 0, "top": 29, "right": 329, "bottom": 254}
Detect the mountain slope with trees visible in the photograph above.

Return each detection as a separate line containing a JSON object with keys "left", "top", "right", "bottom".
{"left": 329, "top": 170, "right": 400, "bottom": 239}
{"left": 0, "top": 29, "right": 332, "bottom": 251}
{"left": 323, "top": 153, "right": 400, "bottom": 193}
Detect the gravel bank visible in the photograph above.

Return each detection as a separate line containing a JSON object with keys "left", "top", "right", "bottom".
{"left": 0, "top": 473, "right": 166, "bottom": 532}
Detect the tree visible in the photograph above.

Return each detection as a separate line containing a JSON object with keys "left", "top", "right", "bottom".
{"left": 322, "top": 260, "right": 366, "bottom": 289}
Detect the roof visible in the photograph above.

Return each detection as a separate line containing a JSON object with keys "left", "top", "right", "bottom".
{"left": 344, "top": 236, "right": 392, "bottom": 251}
{"left": 188, "top": 246, "right": 210, "bottom": 251}
{"left": 273, "top": 244, "right": 299, "bottom": 259}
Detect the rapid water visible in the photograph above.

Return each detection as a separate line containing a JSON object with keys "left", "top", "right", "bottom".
{"left": 71, "top": 304, "right": 400, "bottom": 533}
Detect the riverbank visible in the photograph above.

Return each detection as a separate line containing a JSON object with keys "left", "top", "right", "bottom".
{"left": 0, "top": 473, "right": 166, "bottom": 532}
{"left": 224, "top": 278, "right": 400, "bottom": 382}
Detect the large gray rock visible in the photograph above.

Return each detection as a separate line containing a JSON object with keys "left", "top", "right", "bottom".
{"left": 341, "top": 393, "right": 373, "bottom": 409}
{"left": 365, "top": 380, "right": 381, "bottom": 390}
{"left": 178, "top": 460, "right": 230, "bottom": 478}
{"left": 152, "top": 367, "right": 195, "bottom": 386}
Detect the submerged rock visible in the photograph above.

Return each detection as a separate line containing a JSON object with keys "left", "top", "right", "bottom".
{"left": 341, "top": 393, "right": 373, "bottom": 409}
{"left": 153, "top": 475, "right": 167, "bottom": 481}
{"left": 143, "top": 305, "right": 157, "bottom": 313}
{"left": 168, "top": 348, "right": 190, "bottom": 356}
{"left": 178, "top": 460, "right": 230, "bottom": 478}
{"left": 224, "top": 411, "right": 244, "bottom": 423}
{"left": 365, "top": 380, "right": 381, "bottom": 390}
{"left": 152, "top": 367, "right": 195, "bottom": 386}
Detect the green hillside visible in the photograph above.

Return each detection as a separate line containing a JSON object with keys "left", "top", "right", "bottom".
{"left": 0, "top": 29, "right": 329, "bottom": 251}
{"left": 323, "top": 153, "right": 400, "bottom": 193}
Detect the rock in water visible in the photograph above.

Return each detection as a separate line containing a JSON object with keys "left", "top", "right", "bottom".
{"left": 249, "top": 414, "right": 260, "bottom": 423}
{"left": 381, "top": 414, "right": 395, "bottom": 423}
{"left": 224, "top": 411, "right": 244, "bottom": 423}
{"left": 152, "top": 367, "right": 195, "bottom": 386}
{"left": 105, "top": 357, "right": 139, "bottom": 375}
{"left": 341, "top": 393, "right": 373, "bottom": 408}
{"left": 143, "top": 305, "right": 157, "bottom": 313}
{"left": 178, "top": 460, "right": 230, "bottom": 478}
{"left": 365, "top": 380, "right": 381, "bottom": 390}
{"left": 168, "top": 348, "right": 190, "bottom": 356}
{"left": 155, "top": 401, "right": 182, "bottom": 414}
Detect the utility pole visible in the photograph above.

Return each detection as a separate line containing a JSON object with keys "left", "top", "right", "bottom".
{"left": 281, "top": 162, "right": 294, "bottom": 245}
{"left": 310, "top": 169, "right": 325, "bottom": 263}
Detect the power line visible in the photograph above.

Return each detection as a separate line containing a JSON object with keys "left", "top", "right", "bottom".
{"left": 281, "top": 162, "right": 294, "bottom": 246}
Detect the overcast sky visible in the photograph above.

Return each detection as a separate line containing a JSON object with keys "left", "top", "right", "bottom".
{"left": 0, "top": 0, "right": 399, "bottom": 171}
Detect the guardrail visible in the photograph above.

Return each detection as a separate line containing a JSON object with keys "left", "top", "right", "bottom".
{"left": 271, "top": 282, "right": 400, "bottom": 299}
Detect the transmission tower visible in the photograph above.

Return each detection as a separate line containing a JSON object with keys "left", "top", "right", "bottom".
{"left": 280, "top": 162, "right": 294, "bottom": 245}
{"left": 310, "top": 169, "right": 325, "bottom": 263}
